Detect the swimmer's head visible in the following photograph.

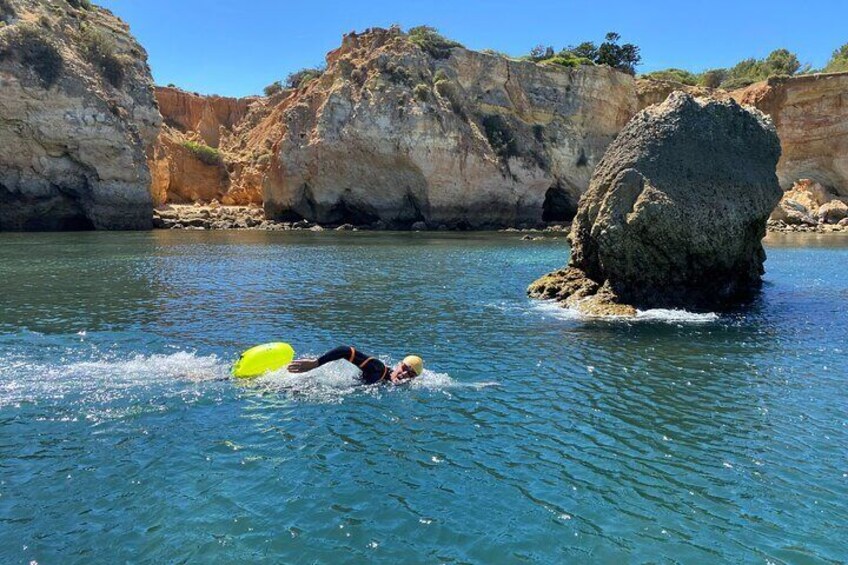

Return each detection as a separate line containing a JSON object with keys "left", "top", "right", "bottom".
{"left": 402, "top": 355, "right": 423, "bottom": 376}
{"left": 392, "top": 355, "right": 423, "bottom": 381}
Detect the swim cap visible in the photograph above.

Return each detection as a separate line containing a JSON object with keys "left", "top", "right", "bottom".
{"left": 402, "top": 355, "right": 424, "bottom": 376}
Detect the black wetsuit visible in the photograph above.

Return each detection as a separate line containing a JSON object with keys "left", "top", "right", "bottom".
{"left": 316, "top": 345, "right": 389, "bottom": 384}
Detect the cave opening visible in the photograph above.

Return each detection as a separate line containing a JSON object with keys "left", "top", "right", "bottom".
{"left": 0, "top": 182, "right": 96, "bottom": 231}
{"left": 542, "top": 183, "right": 577, "bottom": 222}
{"left": 328, "top": 199, "right": 380, "bottom": 226}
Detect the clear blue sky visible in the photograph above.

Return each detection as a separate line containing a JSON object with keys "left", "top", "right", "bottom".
{"left": 98, "top": 0, "right": 847, "bottom": 98}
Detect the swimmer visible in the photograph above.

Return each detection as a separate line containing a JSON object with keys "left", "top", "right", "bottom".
{"left": 287, "top": 345, "right": 423, "bottom": 384}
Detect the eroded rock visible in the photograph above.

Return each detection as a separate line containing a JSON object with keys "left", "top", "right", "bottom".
{"left": 529, "top": 93, "right": 782, "bottom": 314}
{"left": 0, "top": 0, "right": 160, "bottom": 230}
{"left": 261, "top": 27, "right": 636, "bottom": 228}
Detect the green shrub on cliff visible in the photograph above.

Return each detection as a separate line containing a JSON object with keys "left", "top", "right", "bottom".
{"left": 719, "top": 76, "right": 757, "bottom": 90}
{"left": 408, "top": 26, "right": 462, "bottom": 59}
{"left": 718, "top": 48, "right": 806, "bottom": 89}
{"left": 66, "top": 0, "right": 92, "bottom": 9}
{"left": 699, "top": 68, "right": 727, "bottom": 88}
{"left": 823, "top": 44, "right": 848, "bottom": 73}
{"left": 285, "top": 66, "right": 323, "bottom": 89}
{"left": 181, "top": 141, "right": 222, "bottom": 166}
{"left": 641, "top": 68, "right": 699, "bottom": 85}
{"left": 540, "top": 55, "right": 594, "bottom": 68}
{"left": 413, "top": 83, "right": 430, "bottom": 101}
{"left": 263, "top": 81, "right": 283, "bottom": 96}
{"left": 79, "top": 24, "right": 130, "bottom": 88}
{"left": 0, "top": 23, "right": 64, "bottom": 87}
{"left": 434, "top": 79, "right": 464, "bottom": 115}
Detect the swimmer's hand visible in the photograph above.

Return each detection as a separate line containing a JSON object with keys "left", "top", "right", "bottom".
{"left": 389, "top": 374, "right": 414, "bottom": 385}
{"left": 287, "top": 359, "right": 319, "bottom": 373}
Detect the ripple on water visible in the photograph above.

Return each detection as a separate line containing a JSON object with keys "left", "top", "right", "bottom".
{"left": 0, "top": 232, "right": 847, "bottom": 563}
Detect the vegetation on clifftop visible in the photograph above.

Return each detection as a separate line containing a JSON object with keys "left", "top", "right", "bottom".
{"left": 79, "top": 23, "right": 130, "bottom": 88}
{"left": 525, "top": 32, "right": 641, "bottom": 75}
{"left": 66, "top": 0, "right": 93, "bottom": 10}
{"left": 641, "top": 48, "right": 816, "bottom": 90}
{"left": 408, "top": 25, "right": 463, "bottom": 59}
{"left": 253, "top": 26, "right": 848, "bottom": 99}
{"left": 285, "top": 66, "right": 324, "bottom": 89}
{"left": 823, "top": 44, "right": 848, "bottom": 73}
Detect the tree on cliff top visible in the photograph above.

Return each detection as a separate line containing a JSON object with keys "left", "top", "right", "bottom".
{"left": 824, "top": 44, "right": 848, "bottom": 73}
{"left": 595, "top": 32, "right": 641, "bottom": 74}
{"left": 524, "top": 32, "right": 641, "bottom": 75}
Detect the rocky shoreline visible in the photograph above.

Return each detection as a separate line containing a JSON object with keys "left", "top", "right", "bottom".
{"left": 154, "top": 203, "right": 848, "bottom": 234}
{"left": 766, "top": 220, "right": 848, "bottom": 233}
{"left": 153, "top": 204, "right": 572, "bottom": 233}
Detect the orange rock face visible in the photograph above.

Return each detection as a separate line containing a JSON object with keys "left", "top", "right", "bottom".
{"left": 147, "top": 44, "right": 848, "bottom": 223}
{"left": 148, "top": 87, "right": 268, "bottom": 205}
{"left": 155, "top": 87, "right": 253, "bottom": 148}
{"left": 733, "top": 73, "right": 848, "bottom": 195}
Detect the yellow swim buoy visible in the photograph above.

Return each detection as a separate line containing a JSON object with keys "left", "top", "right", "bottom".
{"left": 231, "top": 342, "right": 295, "bottom": 378}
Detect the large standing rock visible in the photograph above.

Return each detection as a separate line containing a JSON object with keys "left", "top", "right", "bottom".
{"left": 260, "top": 27, "right": 636, "bottom": 228}
{"left": 0, "top": 0, "right": 160, "bottom": 230}
{"left": 529, "top": 92, "right": 782, "bottom": 314}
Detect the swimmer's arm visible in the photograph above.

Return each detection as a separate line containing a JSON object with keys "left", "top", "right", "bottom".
{"left": 287, "top": 346, "right": 354, "bottom": 373}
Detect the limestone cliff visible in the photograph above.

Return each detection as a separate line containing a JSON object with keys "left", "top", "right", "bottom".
{"left": 732, "top": 73, "right": 848, "bottom": 196}
{"left": 0, "top": 0, "right": 160, "bottom": 230}
{"left": 155, "top": 86, "right": 252, "bottom": 147}
{"left": 257, "top": 28, "right": 636, "bottom": 228}
{"left": 149, "top": 86, "right": 264, "bottom": 205}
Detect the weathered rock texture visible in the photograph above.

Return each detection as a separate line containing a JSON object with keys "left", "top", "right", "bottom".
{"left": 529, "top": 93, "right": 782, "bottom": 315}
{"left": 258, "top": 27, "right": 636, "bottom": 228}
{"left": 635, "top": 78, "right": 721, "bottom": 111}
{"left": 149, "top": 86, "right": 265, "bottom": 205}
{"left": 732, "top": 73, "right": 848, "bottom": 196}
{"left": 769, "top": 178, "right": 848, "bottom": 226}
{"left": 0, "top": 0, "right": 160, "bottom": 230}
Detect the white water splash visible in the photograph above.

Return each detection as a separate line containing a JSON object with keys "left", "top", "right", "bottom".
{"left": 0, "top": 351, "right": 229, "bottom": 407}
{"left": 1, "top": 350, "right": 495, "bottom": 407}
{"left": 633, "top": 308, "right": 719, "bottom": 323}
{"left": 532, "top": 300, "right": 719, "bottom": 324}
{"left": 243, "top": 359, "right": 497, "bottom": 403}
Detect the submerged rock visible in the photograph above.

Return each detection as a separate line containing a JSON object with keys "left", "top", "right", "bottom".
{"left": 529, "top": 92, "right": 782, "bottom": 314}
{"left": 0, "top": 0, "right": 160, "bottom": 230}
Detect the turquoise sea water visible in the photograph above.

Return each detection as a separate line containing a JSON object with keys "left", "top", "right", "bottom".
{"left": 1, "top": 231, "right": 847, "bottom": 563}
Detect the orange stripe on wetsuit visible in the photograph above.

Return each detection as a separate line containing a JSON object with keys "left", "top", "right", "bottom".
{"left": 316, "top": 345, "right": 389, "bottom": 384}
{"left": 359, "top": 357, "right": 389, "bottom": 381}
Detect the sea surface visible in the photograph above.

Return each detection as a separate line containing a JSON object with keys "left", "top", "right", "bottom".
{"left": 1, "top": 230, "right": 846, "bottom": 563}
